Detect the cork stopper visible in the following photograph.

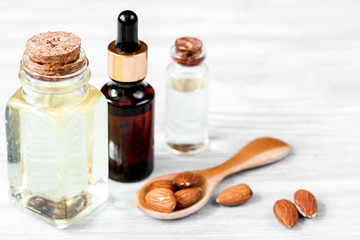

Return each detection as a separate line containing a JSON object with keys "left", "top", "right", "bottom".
{"left": 175, "top": 37, "right": 202, "bottom": 56}
{"left": 172, "top": 37, "right": 205, "bottom": 66}
{"left": 26, "top": 31, "right": 81, "bottom": 65}
{"left": 22, "top": 31, "right": 86, "bottom": 80}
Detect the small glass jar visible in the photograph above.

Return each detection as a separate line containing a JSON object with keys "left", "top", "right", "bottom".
{"left": 165, "top": 37, "right": 209, "bottom": 155}
{"left": 5, "top": 48, "right": 108, "bottom": 229}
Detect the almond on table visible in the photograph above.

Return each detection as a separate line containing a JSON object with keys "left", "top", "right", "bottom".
{"left": 294, "top": 189, "right": 318, "bottom": 218}
{"left": 216, "top": 184, "right": 252, "bottom": 206}
{"left": 273, "top": 199, "right": 299, "bottom": 228}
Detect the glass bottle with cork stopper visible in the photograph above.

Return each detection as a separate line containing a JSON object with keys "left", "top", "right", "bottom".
{"left": 101, "top": 10, "right": 155, "bottom": 182}
{"left": 166, "top": 37, "right": 209, "bottom": 155}
{"left": 5, "top": 31, "right": 108, "bottom": 229}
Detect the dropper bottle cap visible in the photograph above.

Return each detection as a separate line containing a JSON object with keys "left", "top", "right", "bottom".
{"left": 108, "top": 10, "right": 148, "bottom": 82}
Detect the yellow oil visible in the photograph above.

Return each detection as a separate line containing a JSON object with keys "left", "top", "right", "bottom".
{"left": 6, "top": 85, "right": 108, "bottom": 229}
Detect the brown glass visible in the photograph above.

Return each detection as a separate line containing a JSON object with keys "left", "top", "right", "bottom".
{"left": 101, "top": 79, "right": 154, "bottom": 182}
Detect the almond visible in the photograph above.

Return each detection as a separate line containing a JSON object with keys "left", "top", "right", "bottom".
{"left": 174, "top": 187, "right": 202, "bottom": 209}
{"left": 150, "top": 180, "right": 177, "bottom": 192}
{"left": 145, "top": 188, "right": 176, "bottom": 213}
{"left": 273, "top": 199, "right": 299, "bottom": 228}
{"left": 175, "top": 172, "right": 199, "bottom": 188}
{"left": 216, "top": 184, "right": 253, "bottom": 206}
{"left": 294, "top": 189, "right": 318, "bottom": 218}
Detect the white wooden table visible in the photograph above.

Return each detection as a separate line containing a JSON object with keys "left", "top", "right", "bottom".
{"left": 1, "top": 0, "right": 360, "bottom": 239}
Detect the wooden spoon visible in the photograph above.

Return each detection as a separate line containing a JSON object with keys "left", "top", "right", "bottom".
{"left": 135, "top": 137, "right": 290, "bottom": 219}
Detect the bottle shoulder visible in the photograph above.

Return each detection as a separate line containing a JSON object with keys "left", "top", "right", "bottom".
{"left": 88, "top": 84, "right": 107, "bottom": 101}
{"left": 167, "top": 62, "right": 208, "bottom": 79}
{"left": 6, "top": 85, "right": 106, "bottom": 114}
{"left": 101, "top": 80, "right": 155, "bottom": 108}
{"left": 6, "top": 88, "right": 23, "bottom": 108}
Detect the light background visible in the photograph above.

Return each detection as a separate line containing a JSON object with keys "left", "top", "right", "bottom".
{"left": 1, "top": 0, "right": 360, "bottom": 239}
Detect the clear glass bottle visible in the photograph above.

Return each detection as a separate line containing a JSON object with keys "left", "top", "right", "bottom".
{"left": 5, "top": 33, "right": 108, "bottom": 229}
{"left": 166, "top": 37, "right": 209, "bottom": 155}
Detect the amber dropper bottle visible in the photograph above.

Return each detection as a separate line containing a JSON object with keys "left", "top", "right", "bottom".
{"left": 101, "top": 10, "right": 154, "bottom": 182}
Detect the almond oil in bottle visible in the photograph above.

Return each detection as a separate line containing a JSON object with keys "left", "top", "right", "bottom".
{"left": 6, "top": 32, "right": 108, "bottom": 229}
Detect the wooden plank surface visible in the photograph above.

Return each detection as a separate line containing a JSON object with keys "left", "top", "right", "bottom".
{"left": 1, "top": 0, "right": 360, "bottom": 239}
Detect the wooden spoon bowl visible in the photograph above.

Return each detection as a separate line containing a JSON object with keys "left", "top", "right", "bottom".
{"left": 136, "top": 172, "right": 210, "bottom": 219}
{"left": 136, "top": 137, "right": 291, "bottom": 219}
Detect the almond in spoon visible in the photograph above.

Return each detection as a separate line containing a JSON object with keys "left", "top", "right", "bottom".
{"left": 145, "top": 188, "right": 176, "bottom": 213}
{"left": 175, "top": 187, "right": 202, "bottom": 209}
{"left": 175, "top": 172, "right": 199, "bottom": 188}
{"left": 150, "top": 180, "right": 177, "bottom": 192}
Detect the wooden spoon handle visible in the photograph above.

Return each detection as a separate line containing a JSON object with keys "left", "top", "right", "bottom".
{"left": 202, "top": 137, "right": 290, "bottom": 180}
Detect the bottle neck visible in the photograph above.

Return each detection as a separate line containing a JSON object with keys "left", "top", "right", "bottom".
{"left": 19, "top": 49, "right": 91, "bottom": 106}
{"left": 168, "top": 61, "right": 208, "bottom": 79}
{"left": 21, "top": 69, "right": 90, "bottom": 93}
{"left": 21, "top": 71, "right": 90, "bottom": 107}
{"left": 110, "top": 78, "right": 145, "bottom": 88}
{"left": 20, "top": 49, "right": 90, "bottom": 94}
